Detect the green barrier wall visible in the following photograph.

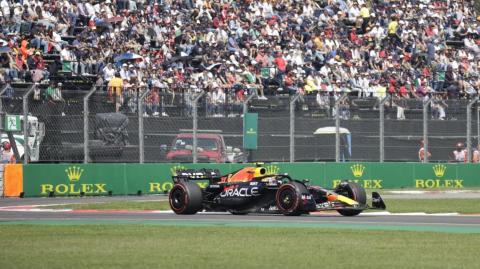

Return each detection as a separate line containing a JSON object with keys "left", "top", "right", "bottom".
{"left": 22, "top": 162, "right": 480, "bottom": 197}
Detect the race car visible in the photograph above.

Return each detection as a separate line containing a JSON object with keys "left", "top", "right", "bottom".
{"left": 168, "top": 165, "right": 386, "bottom": 216}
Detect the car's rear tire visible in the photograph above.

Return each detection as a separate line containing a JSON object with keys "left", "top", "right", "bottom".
{"left": 335, "top": 181, "right": 366, "bottom": 216}
{"left": 169, "top": 182, "right": 203, "bottom": 214}
{"left": 275, "top": 182, "right": 307, "bottom": 216}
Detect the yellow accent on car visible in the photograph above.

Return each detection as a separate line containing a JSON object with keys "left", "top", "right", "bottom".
{"left": 253, "top": 167, "right": 267, "bottom": 177}
{"left": 336, "top": 195, "right": 359, "bottom": 205}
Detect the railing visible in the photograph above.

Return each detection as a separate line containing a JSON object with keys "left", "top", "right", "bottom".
{"left": 0, "top": 84, "right": 479, "bottom": 164}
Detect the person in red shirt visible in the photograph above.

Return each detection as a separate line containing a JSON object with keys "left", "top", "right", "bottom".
{"left": 32, "top": 51, "right": 46, "bottom": 70}
{"left": 418, "top": 140, "right": 431, "bottom": 162}
{"left": 273, "top": 51, "right": 286, "bottom": 90}
{"left": 273, "top": 51, "right": 286, "bottom": 73}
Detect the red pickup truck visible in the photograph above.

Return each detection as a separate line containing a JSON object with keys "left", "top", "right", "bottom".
{"left": 164, "top": 133, "right": 228, "bottom": 163}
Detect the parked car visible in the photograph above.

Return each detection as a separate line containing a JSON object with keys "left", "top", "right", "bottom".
{"left": 161, "top": 132, "right": 246, "bottom": 163}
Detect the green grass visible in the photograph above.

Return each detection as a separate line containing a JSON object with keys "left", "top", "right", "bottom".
{"left": 381, "top": 199, "right": 480, "bottom": 214}
{"left": 46, "top": 200, "right": 171, "bottom": 211}
{"left": 0, "top": 225, "right": 479, "bottom": 269}
{"left": 46, "top": 199, "right": 480, "bottom": 214}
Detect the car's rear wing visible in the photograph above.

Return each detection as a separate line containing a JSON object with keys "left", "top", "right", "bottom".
{"left": 172, "top": 169, "right": 222, "bottom": 183}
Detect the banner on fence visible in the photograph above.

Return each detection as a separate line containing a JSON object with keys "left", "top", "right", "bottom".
{"left": 20, "top": 162, "right": 480, "bottom": 197}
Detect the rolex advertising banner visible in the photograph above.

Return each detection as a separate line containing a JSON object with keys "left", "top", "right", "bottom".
{"left": 20, "top": 162, "right": 480, "bottom": 197}
{"left": 23, "top": 164, "right": 127, "bottom": 196}
{"left": 243, "top": 113, "right": 258, "bottom": 150}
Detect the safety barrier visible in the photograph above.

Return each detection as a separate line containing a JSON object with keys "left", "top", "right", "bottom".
{"left": 1, "top": 162, "right": 474, "bottom": 197}
{"left": 0, "top": 164, "right": 4, "bottom": 196}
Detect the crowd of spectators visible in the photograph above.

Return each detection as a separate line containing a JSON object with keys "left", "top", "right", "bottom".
{"left": 0, "top": 0, "right": 479, "bottom": 118}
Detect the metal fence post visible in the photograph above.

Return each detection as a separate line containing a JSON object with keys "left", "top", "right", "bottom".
{"left": 289, "top": 93, "right": 301, "bottom": 163}
{"left": 138, "top": 88, "right": 150, "bottom": 163}
{"left": 379, "top": 96, "right": 390, "bottom": 162}
{"left": 22, "top": 85, "right": 35, "bottom": 164}
{"left": 0, "top": 85, "right": 8, "bottom": 131}
{"left": 192, "top": 91, "right": 205, "bottom": 163}
{"left": 83, "top": 86, "right": 97, "bottom": 163}
{"left": 335, "top": 93, "right": 348, "bottom": 162}
{"left": 242, "top": 92, "right": 257, "bottom": 163}
{"left": 422, "top": 97, "right": 433, "bottom": 163}
{"left": 242, "top": 91, "right": 257, "bottom": 115}
{"left": 466, "top": 96, "right": 479, "bottom": 162}
{"left": 477, "top": 103, "right": 480, "bottom": 150}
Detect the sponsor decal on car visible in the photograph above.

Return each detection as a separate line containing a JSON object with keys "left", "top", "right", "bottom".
{"left": 220, "top": 187, "right": 260, "bottom": 197}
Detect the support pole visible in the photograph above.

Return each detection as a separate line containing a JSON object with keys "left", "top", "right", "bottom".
{"left": 138, "top": 88, "right": 150, "bottom": 163}
{"left": 22, "top": 85, "right": 35, "bottom": 164}
{"left": 422, "top": 97, "right": 433, "bottom": 163}
{"left": 335, "top": 93, "right": 348, "bottom": 162}
{"left": 192, "top": 91, "right": 205, "bottom": 163}
{"left": 0, "top": 84, "right": 8, "bottom": 132}
{"left": 289, "top": 93, "right": 301, "bottom": 163}
{"left": 242, "top": 91, "right": 257, "bottom": 115}
{"left": 466, "top": 96, "right": 479, "bottom": 162}
{"left": 83, "top": 86, "right": 97, "bottom": 163}
{"left": 379, "top": 96, "right": 390, "bottom": 162}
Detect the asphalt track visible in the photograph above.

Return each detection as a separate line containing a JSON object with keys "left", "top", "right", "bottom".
{"left": 1, "top": 195, "right": 480, "bottom": 233}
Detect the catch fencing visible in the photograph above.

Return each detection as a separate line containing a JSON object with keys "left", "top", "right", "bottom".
{"left": 0, "top": 84, "right": 479, "bottom": 164}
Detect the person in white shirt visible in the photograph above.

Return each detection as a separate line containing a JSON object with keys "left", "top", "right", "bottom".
{"left": 119, "top": 63, "right": 130, "bottom": 81}
{"left": 453, "top": 142, "right": 467, "bottom": 162}
{"left": 84, "top": 0, "right": 96, "bottom": 17}
{"left": 1, "top": 0, "right": 10, "bottom": 19}
{"left": 103, "top": 63, "right": 115, "bottom": 83}
{"left": 0, "top": 142, "right": 14, "bottom": 163}
{"left": 316, "top": 91, "right": 331, "bottom": 118}
{"left": 212, "top": 86, "right": 225, "bottom": 116}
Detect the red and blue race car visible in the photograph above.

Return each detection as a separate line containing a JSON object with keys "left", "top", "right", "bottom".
{"left": 169, "top": 165, "right": 386, "bottom": 216}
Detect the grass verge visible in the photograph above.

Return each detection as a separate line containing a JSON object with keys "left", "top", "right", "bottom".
{"left": 46, "top": 200, "right": 171, "bottom": 211}
{"left": 45, "top": 199, "right": 480, "bottom": 214}
{"left": 379, "top": 198, "right": 480, "bottom": 214}
{"left": 0, "top": 225, "right": 479, "bottom": 269}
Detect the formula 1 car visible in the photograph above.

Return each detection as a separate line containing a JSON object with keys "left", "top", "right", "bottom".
{"left": 168, "top": 165, "right": 386, "bottom": 216}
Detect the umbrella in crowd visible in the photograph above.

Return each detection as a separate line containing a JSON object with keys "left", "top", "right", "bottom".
{"left": 114, "top": 53, "right": 143, "bottom": 63}
{"left": 105, "top": 16, "right": 124, "bottom": 23}
{"left": 0, "top": 46, "right": 12, "bottom": 53}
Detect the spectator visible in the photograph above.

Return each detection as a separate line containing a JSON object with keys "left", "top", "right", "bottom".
{"left": 0, "top": 141, "right": 15, "bottom": 163}
{"left": 431, "top": 93, "right": 448, "bottom": 120}
{"left": 393, "top": 95, "right": 406, "bottom": 120}
{"left": 316, "top": 91, "right": 331, "bottom": 118}
{"left": 452, "top": 142, "right": 467, "bottom": 162}
{"left": 103, "top": 63, "right": 115, "bottom": 83}
{"left": 418, "top": 140, "right": 431, "bottom": 163}
{"left": 211, "top": 84, "right": 225, "bottom": 117}
{"left": 473, "top": 144, "right": 480, "bottom": 163}
{"left": 0, "top": 0, "right": 476, "bottom": 112}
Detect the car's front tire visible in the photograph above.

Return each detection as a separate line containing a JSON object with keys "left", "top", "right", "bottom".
{"left": 335, "top": 181, "right": 367, "bottom": 216}
{"left": 169, "top": 182, "right": 203, "bottom": 214}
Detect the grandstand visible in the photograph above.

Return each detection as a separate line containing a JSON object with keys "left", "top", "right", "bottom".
{"left": 0, "top": 0, "right": 479, "bottom": 163}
